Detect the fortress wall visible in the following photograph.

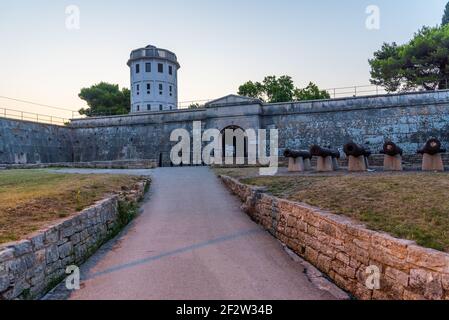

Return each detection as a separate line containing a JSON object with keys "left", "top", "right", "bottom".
{"left": 263, "top": 91, "right": 449, "bottom": 154}
{"left": 0, "top": 118, "right": 73, "bottom": 165}
{"left": 70, "top": 110, "right": 207, "bottom": 165}
{"left": 2, "top": 91, "right": 449, "bottom": 166}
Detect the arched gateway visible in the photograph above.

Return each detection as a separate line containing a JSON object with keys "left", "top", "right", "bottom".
{"left": 220, "top": 126, "right": 248, "bottom": 164}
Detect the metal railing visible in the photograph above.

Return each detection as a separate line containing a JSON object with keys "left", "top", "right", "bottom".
{"left": 3, "top": 81, "right": 449, "bottom": 123}
{"left": 178, "top": 99, "right": 212, "bottom": 109}
{"left": 0, "top": 107, "right": 69, "bottom": 126}
{"left": 324, "top": 84, "right": 388, "bottom": 99}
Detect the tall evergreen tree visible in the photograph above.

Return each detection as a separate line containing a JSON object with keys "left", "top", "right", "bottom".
{"left": 443, "top": 2, "right": 449, "bottom": 26}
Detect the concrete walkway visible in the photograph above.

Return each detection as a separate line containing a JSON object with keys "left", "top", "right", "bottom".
{"left": 46, "top": 167, "right": 341, "bottom": 300}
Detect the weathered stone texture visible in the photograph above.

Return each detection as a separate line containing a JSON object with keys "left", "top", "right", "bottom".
{"left": 2, "top": 91, "right": 449, "bottom": 167}
{"left": 0, "top": 179, "right": 149, "bottom": 300}
{"left": 220, "top": 175, "right": 449, "bottom": 300}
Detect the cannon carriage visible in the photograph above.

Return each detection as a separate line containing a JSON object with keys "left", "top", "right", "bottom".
{"left": 380, "top": 141, "right": 403, "bottom": 171}
{"left": 417, "top": 138, "right": 446, "bottom": 172}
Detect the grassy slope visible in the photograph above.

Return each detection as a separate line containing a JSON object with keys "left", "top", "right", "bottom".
{"left": 0, "top": 170, "right": 141, "bottom": 244}
{"left": 216, "top": 168, "right": 449, "bottom": 252}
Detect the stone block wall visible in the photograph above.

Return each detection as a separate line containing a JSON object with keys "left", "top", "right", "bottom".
{"left": 0, "top": 118, "right": 73, "bottom": 164}
{"left": 265, "top": 91, "right": 449, "bottom": 155}
{"left": 220, "top": 175, "right": 449, "bottom": 300}
{"left": 0, "top": 159, "right": 157, "bottom": 170}
{"left": 2, "top": 90, "right": 449, "bottom": 167}
{"left": 0, "top": 179, "right": 149, "bottom": 300}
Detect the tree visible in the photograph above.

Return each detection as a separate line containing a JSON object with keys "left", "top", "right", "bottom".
{"left": 188, "top": 103, "right": 202, "bottom": 109}
{"left": 78, "top": 82, "right": 130, "bottom": 116}
{"left": 263, "top": 75, "right": 295, "bottom": 103}
{"left": 237, "top": 81, "right": 265, "bottom": 100}
{"left": 294, "top": 82, "right": 330, "bottom": 101}
{"left": 443, "top": 1, "right": 449, "bottom": 26}
{"left": 238, "top": 76, "right": 328, "bottom": 103}
{"left": 369, "top": 25, "right": 449, "bottom": 92}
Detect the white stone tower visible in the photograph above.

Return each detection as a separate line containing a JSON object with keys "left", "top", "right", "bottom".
{"left": 127, "top": 45, "right": 180, "bottom": 113}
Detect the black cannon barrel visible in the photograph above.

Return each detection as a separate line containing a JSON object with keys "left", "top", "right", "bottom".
{"left": 283, "top": 149, "right": 312, "bottom": 159}
{"left": 310, "top": 145, "right": 340, "bottom": 158}
{"left": 343, "top": 142, "right": 372, "bottom": 158}
{"left": 417, "top": 138, "right": 446, "bottom": 155}
{"left": 380, "top": 141, "right": 403, "bottom": 157}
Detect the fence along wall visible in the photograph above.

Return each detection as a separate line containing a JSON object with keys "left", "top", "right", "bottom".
{"left": 0, "top": 118, "right": 73, "bottom": 164}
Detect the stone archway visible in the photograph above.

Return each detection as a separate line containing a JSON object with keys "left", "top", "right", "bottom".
{"left": 220, "top": 125, "right": 248, "bottom": 164}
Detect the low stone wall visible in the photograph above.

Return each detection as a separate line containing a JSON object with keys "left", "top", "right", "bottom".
{"left": 220, "top": 175, "right": 449, "bottom": 300}
{"left": 0, "top": 179, "right": 150, "bottom": 300}
{"left": 0, "top": 159, "right": 157, "bottom": 170}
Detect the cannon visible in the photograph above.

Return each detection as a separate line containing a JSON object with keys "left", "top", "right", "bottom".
{"left": 343, "top": 142, "right": 371, "bottom": 172}
{"left": 310, "top": 145, "right": 340, "bottom": 172}
{"left": 417, "top": 138, "right": 446, "bottom": 172}
{"left": 381, "top": 141, "right": 403, "bottom": 157}
{"left": 380, "top": 141, "right": 403, "bottom": 171}
{"left": 283, "top": 149, "right": 312, "bottom": 172}
{"left": 417, "top": 138, "right": 446, "bottom": 156}
{"left": 343, "top": 142, "right": 372, "bottom": 158}
{"left": 310, "top": 145, "right": 340, "bottom": 159}
{"left": 283, "top": 149, "right": 312, "bottom": 159}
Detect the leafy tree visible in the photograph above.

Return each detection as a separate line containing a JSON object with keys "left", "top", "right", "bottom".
{"left": 78, "top": 82, "right": 130, "bottom": 116}
{"left": 443, "top": 1, "right": 449, "bottom": 26}
{"left": 262, "top": 75, "right": 295, "bottom": 103}
{"left": 369, "top": 25, "right": 449, "bottom": 92}
{"left": 294, "top": 82, "right": 330, "bottom": 101}
{"left": 238, "top": 76, "right": 328, "bottom": 103}
{"left": 188, "top": 103, "right": 202, "bottom": 109}
{"left": 237, "top": 81, "right": 265, "bottom": 100}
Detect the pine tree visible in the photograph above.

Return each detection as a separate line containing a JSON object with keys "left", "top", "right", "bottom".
{"left": 442, "top": 2, "right": 449, "bottom": 26}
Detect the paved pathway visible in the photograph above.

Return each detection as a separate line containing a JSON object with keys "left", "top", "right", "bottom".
{"left": 47, "top": 167, "right": 341, "bottom": 300}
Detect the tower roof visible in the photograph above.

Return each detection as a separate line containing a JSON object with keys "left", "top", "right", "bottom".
{"left": 127, "top": 45, "right": 180, "bottom": 68}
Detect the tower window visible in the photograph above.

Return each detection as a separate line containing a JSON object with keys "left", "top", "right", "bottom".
{"left": 169, "top": 85, "right": 173, "bottom": 96}
{"left": 147, "top": 83, "right": 151, "bottom": 94}
{"left": 147, "top": 104, "right": 151, "bottom": 111}
{"left": 169, "top": 66, "right": 173, "bottom": 75}
{"left": 136, "top": 105, "right": 140, "bottom": 111}
{"left": 145, "top": 63, "right": 151, "bottom": 72}
{"left": 136, "top": 84, "right": 140, "bottom": 95}
{"left": 159, "top": 83, "right": 163, "bottom": 95}
{"left": 135, "top": 64, "right": 140, "bottom": 74}
{"left": 158, "top": 63, "right": 163, "bottom": 73}
{"left": 159, "top": 105, "right": 163, "bottom": 111}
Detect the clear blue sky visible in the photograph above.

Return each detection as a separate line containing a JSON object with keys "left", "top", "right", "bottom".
{"left": 0, "top": 0, "right": 446, "bottom": 117}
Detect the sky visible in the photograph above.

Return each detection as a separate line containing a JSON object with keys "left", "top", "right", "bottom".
{"left": 0, "top": 0, "right": 447, "bottom": 118}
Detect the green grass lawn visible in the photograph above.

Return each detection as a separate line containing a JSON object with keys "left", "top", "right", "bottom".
{"left": 215, "top": 168, "right": 449, "bottom": 252}
{"left": 0, "top": 170, "right": 142, "bottom": 244}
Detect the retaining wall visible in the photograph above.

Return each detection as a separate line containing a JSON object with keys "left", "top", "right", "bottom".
{"left": 220, "top": 175, "right": 449, "bottom": 300}
{"left": 0, "top": 179, "right": 149, "bottom": 300}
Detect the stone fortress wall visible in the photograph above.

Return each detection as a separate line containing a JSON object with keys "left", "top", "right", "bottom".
{"left": 1, "top": 90, "right": 449, "bottom": 166}
{"left": 0, "top": 118, "right": 73, "bottom": 165}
